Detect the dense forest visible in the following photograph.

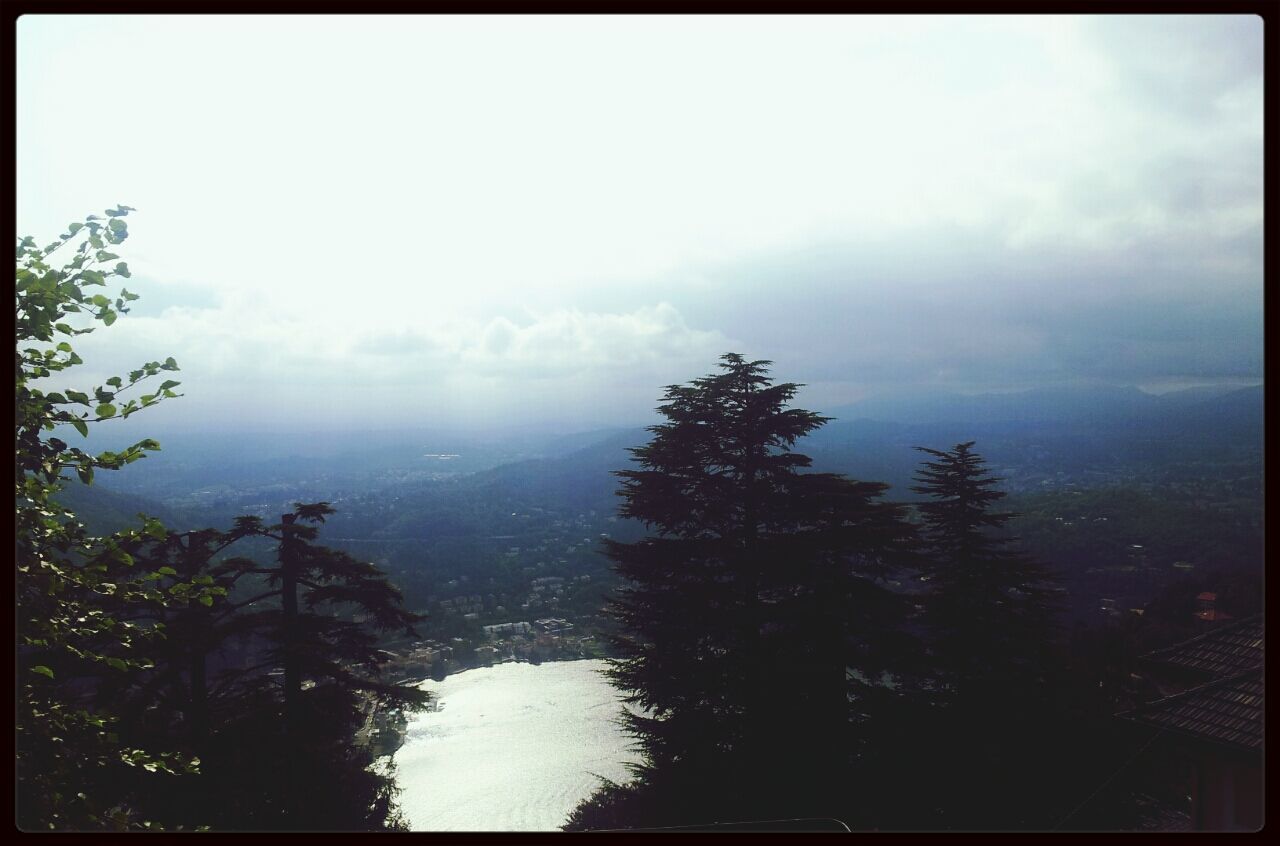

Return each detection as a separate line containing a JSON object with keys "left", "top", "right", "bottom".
{"left": 16, "top": 211, "right": 1263, "bottom": 831}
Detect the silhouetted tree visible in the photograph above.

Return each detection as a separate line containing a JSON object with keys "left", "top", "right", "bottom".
{"left": 910, "top": 441, "right": 1062, "bottom": 828}
{"left": 568, "top": 354, "right": 917, "bottom": 830}
{"left": 80, "top": 504, "right": 428, "bottom": 830}
{"left": 912, "top": 441, "right": 1058, "bottom": 695}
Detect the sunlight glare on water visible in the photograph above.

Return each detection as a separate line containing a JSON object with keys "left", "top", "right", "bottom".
{"left": 391, "top": 659, "right": 639, "bottom": 831}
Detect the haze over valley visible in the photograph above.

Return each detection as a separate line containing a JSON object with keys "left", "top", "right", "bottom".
{"left": 17, "top": 13, "right": 1262, "bottom": 834}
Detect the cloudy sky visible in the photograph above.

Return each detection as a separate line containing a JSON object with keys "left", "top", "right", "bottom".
{"left": 17, "top": 15, "right": 1263, "bottom": 432}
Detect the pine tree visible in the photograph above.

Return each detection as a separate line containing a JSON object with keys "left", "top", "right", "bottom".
{"left": 573, "top": 354, "right": 917, "bottom": 829}
{"left": 911, "top": 442, "right": 1058, "bottom": 694}
{"left": 17, "top": 209, "right": 425, "bottom": 831}
{"left": 910, "top": 441, "right": 1061, "bottom": 828}
{"left": 109, "top": 504, "right": 430, "bottom": 830}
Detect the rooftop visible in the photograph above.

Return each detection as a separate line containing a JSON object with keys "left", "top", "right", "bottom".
{"left": 1120, "top": 669, "right": 1262, "bottom": 752}
{"left": 1140, "top": 614, "right": 1262, "bottom": 679}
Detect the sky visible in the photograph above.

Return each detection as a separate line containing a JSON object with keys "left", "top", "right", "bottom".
{"left": 16, "top": 15, "right": 1264, "bottom": 433}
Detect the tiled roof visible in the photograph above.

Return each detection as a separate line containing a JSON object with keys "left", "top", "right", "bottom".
{"left": 1121, "top": 670, "right": 1262, "bottom": 752}
{"left": 1141, "top": 615, "right": 1262, "bottom": 678}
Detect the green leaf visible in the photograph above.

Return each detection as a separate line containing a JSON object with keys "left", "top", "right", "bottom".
{"left": 108, "top": 218, "right": 127, "bottom": 232}
{"left": 95, "top": 403, "right": 116, "bottom": 418}
{"left": 106, "top": 376, "right": 122, "bottom": 388}
{"left": 77, "top": 465, "right": 94, "bottom": 484}
{"left": 30, "top": 665, "right": 54, "bottom": 679}
{"left": 101, "top": 311, "right": 117, "bottom": 326}
{"left": 156, "top": 567, "right": 177, "bottom": 576}
{"left": 66, "top": 390, "right": 89, "bottom": 405}
{"left": 198, "top": 595, "right": 214, "bottom": 607}
{"left": 105, "top": 657, "right": 128, "bottom": 672}
{"left": 158, "top": 380, "right": 181, "bottom": 391}
{"left": 71, "top": 419, "right": 88, "bottom": 437}
{"left": 115, "top": 262, "right": 131, "bottom": 278}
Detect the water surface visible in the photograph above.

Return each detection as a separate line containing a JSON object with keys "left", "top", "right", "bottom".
{"left": 392, "top": 659, "right": 638, "bottom": 831}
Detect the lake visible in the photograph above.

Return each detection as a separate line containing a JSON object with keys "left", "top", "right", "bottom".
{"left": 390, "top": 659, "right": 639, "bottom": 831}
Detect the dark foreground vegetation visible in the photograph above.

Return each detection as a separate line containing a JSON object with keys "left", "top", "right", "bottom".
{"left": 17, "top": 211, "right": 427, "bottom": 831}
{"left": 17, "top": 212, "right": 1261, "bottom": 831}
{"left": 562, "top": 356, "right": 1201, "bottom": 832}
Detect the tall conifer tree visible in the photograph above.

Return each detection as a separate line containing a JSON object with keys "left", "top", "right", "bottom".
{"left": 910, "top": 441, "right": 1061, "bottom": 828}
{"left": 575, "top": 354, "right": 916, "bottom": 829}
{"left": 911, "top": 442, "right": 1058, "bottom": 693}
{"left": 133, "top": 504, "right": 429, "bottom": 830}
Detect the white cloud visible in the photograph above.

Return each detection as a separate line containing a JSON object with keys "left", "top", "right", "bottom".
{"left": 50, "top": 296, "right": 733, "bottom": 429}
{"left": 17, "top": 15, "right": 1262, "bottom": 429}
{"left": 460, "top": 303, "right": 730, "bottom": 378}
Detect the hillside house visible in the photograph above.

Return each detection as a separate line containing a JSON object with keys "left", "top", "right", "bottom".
{"left": 1119, "top": 616, "right": 1262, "bottom": 831}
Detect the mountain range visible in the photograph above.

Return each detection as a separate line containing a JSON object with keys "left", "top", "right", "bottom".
{"left": 68, "top": 383, "right": 1262, "bottom": 532}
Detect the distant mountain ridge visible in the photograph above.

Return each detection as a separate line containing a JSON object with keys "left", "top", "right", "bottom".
{"left": 827, "top": 383, "right": 1262, "bottom": 429}
{"left": 801, "top": 383, "right": 1262, "bottom": 496}
{"left": 67, "top": 383, "right": 1261, "bottom": 536}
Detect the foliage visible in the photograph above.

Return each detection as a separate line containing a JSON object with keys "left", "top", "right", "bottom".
{"left": 911, "top": 441, "right": 1060, "bottom": 691}
{"left": 17, "top": 210, "right": 424, "bottom": 831}
{"left": 568, "top": 354, "right": 918, "bottom": 829}
{"left": 83, "top": 506, "right": 430, "bottom": 830}
{"left": 906, "top": 441, "right": 1064, "bottom": 828}
{"left": 15, "top": 208, "right": 220, "bottom": 830}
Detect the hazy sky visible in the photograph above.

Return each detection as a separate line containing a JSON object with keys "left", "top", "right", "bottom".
{"left": 17, "top": 15, "right": 1263, "bottom": 432}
